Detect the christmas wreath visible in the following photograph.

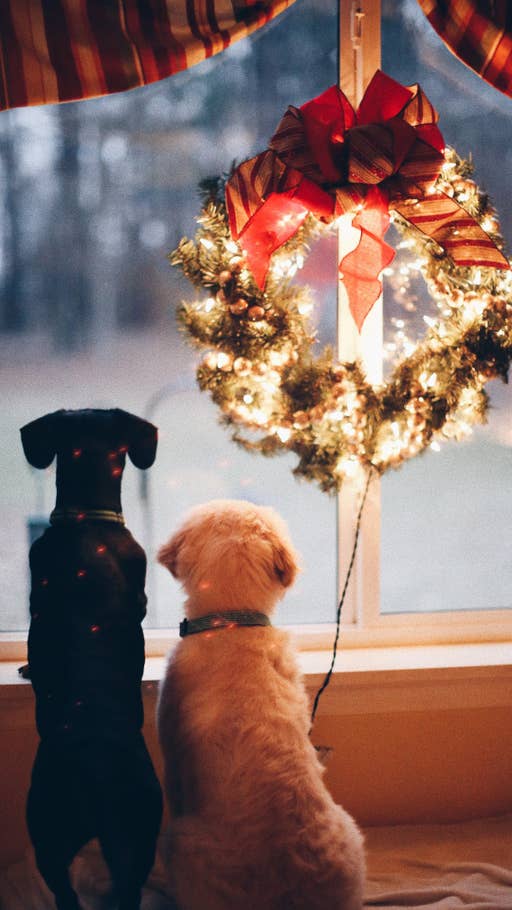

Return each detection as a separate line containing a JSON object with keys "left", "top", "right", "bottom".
{"left": 170, "top": 72, "right": 512, "bottom": 493}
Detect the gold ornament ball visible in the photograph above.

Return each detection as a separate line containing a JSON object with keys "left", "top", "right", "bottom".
{"left": 229, "top": 298, "right": 249, "bottom": 315}
{"left": 204, "top": 352, "right": 219, "bottom": 370}
{"left": 217, "top": 352, "right": 233, "bottom": 371}
{"left": 332, "top": 367, "right": 346, "bottom": 382}
{"left": 247, "top": 305, "right": 265, "bottom": 321}
{"left": 218, "top": 270, "right": 232, "bottom": 286}
{"left": 292, "top": 410, "right": 310, "bottom": 429}
{"left": 233, "top": 356, "right": 252, "bottom": 376}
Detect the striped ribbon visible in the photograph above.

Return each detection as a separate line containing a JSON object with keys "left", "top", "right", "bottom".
{"left": 417, "top": 0, "right": 512, "bottom": 98}
{"left": 226, "top": 70, "right": 509, "bottom": 331}
{"left": 0, "top": 0, "right": 295, "bottom": 111}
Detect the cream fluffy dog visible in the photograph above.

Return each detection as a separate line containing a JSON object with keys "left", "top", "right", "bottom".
{"left": 157, "top": 499, "right": 365, "bottom": 910}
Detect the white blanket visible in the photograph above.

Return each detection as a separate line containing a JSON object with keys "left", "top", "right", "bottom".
{"left": 1, "top": 815, "right": 511, "bottom": 909}
{"left": 0, "top": 844, "right": 172, "bottom": 910}
{"left": 364, "top": 815, "right": 512, "bottom": 908}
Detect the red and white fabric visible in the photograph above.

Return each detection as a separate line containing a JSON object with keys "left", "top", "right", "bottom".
{"left": 417, "top": 0, "right": 512, "bottom": 97}
{"left": 0, "top": 0, "right": 295, "bottom": 110}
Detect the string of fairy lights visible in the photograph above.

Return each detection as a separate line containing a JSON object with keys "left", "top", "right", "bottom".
{"left": 170, "top": 149, "right": 512, "bottom": 493}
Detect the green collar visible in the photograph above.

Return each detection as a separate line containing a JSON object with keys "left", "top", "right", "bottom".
{"left": 179, "top": 610, "right": 271, "bottom": 638}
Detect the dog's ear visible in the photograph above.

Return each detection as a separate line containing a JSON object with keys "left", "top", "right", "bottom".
{"left": 273, "top": 541, "right": 298, "bottom": 588}
{"left": 116, "top": 410, "right": 158, "bottom": 469}
{"left": 157, "top": 530, "right": 186, "bottom": 579}
{"left": 20, "top": 411, "right": 61, "bottom": 469}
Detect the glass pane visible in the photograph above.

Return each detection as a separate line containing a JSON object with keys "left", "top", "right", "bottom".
{"left": 0, "top": 0, "right": 337, "bottom": 631}
{"left": 381, "top": 0, "right": 512, "bottom": 612}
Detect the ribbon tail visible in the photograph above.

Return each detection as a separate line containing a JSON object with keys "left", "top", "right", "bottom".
{"left": 234, "top": 194, "right": 310, "bottom": 288}
{"left": 340, "top": 190, "right": 395, "bottom": 333}
{"left": 226, "top": 149, "right": 336, "bottom": 289}
{"left": 393, "top": 193, "right": 510, "bottom": 270}
{"left": 226, "top": 150, "right": 284, "bottom": 242}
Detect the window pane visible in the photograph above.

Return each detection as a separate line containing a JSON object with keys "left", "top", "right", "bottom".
{"left": 0, "top": 0, "right": 338, "bottom": 631}
{"left": 381, "top": 0, "right": 512, "bottom": 612}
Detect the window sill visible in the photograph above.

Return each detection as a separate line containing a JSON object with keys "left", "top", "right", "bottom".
{"left": 1, "top": 641, "right": 510, "bottom": 719}
{"left": 141, "top": 611, "right": 512, "bottom": 654}
{"left": 1, "top": 607, "right": 511, "bottom": 663}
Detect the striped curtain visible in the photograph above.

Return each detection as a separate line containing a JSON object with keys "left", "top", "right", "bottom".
{"left": 0, "top": 0, "right": 296, "bottom": 111}
{"left": 417, "top": 0, "right": 512, "bottom": 97}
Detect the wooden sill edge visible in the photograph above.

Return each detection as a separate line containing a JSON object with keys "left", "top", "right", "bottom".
{"left": 1, "top": 642, "right": 510, "bottom": 717}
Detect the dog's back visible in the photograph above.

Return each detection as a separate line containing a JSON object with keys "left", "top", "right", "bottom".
{"left": 29, "top": 521, "right": 147, "bottom": 743}
{"left": 159, "top": 626, "right": 364, "bottom": 910}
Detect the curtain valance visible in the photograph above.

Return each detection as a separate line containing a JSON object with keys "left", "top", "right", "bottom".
{"left": 417, "top": 0, "right": 512, "bottom": 97}
{"left": 0, "top": 0, "right": 295, "bottom": 110}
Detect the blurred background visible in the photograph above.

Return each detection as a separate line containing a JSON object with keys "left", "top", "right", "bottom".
{"left": 1, "top": 0, "right": 511, "bottom": 629}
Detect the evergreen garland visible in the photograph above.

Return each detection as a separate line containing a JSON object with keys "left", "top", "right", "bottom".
{"left": 170, "top": 149, "right": 512, "bottom": 493}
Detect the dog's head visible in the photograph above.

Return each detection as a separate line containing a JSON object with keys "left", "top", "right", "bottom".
{"left": 20, "top": 408, "right": 157, "bottom": 512}
{"left": 158, "top": 499, "right": 299, "bottom": 617}
{"left": 21, "top": 409, "right": 157, "bottom": 471}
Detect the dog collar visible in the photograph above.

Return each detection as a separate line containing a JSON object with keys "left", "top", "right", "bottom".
{"left": 179, "top": 610, "right": 271, "bottom": 638}
{"left": 50, "top": 507, "right": 125, "bottom": 526}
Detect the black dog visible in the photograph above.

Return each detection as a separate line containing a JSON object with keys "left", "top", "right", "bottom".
{"left": 21, "top": 408, "right": 163, "bottom": 910}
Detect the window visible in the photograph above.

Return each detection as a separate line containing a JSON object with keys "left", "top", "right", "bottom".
{"left": 331, "top": 0, "right": 512, "bottom": 642}
{"left": 380, "top": 0, "right": 512, "bottom": 618}
{"left": 0, "top": 0, "right": 338, "bottom": 632}
{"left": 0, "top": 0, "right": 510, "bottom": 642}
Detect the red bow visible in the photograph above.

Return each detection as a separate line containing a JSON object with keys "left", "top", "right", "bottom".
{"left": 226, "top": 71, "right": 508, "bottom": 331}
